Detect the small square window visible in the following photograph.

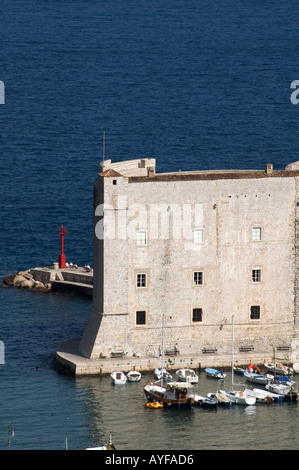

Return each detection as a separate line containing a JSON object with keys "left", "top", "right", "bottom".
{"left": 194, "top": 229, "right": 203, "bottom": 244}
{"left": 252, "top": 269, "right": 261, "bottom": 283}
{"left": 137, "top": 273, "right": 146, "bottom": 287}
{"left": 193, "top": 272, "right": 203, "bottom": 286}
{"left": 252, "top": 227, "right": 261, "bottom": 240}
{"left": 250, "top": 305, "right": 260, "bottom": 320}
{"left": 192, "top": 308, "right": 202, "bottom": 322}
{"left": 137, "top": 230, "right": 147, "bottom": 245}
{"left": 136, "top": 310, "right": 146, "bottom": 325}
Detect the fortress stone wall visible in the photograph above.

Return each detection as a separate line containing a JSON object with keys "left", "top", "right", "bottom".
{"left": 78, "top": 158, "right": 299, "bottom": 363}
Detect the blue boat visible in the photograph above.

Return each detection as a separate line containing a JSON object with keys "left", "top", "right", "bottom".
{"left": 205, "top": 368, "right": 226, "bottom": 379}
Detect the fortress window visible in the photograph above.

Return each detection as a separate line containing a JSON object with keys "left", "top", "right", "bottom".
{"left": 137, "top": 230, "right": 147, "bottom": 245}
{"left": 252, "top": 227, "right": 261, "bottom": 240}
{"left": 252, "top": 269, "right": 261, "bottom": 283}
{"left": 137, "top": 273, "right": 146, "bottom": 287}
{"left": 250, "top": 305, "right": 260, "bottom": 320}
{"left": 194, "top": 229, "right": 203, "bottom": 243}
{"left": 192, "top": 308, "right": 202, "bottom": 322}
{"left": 193, "top": 272, "right": 203, "bottom": 286}
{"left": 136, "top": 310, "right": 146, "bottom": 325}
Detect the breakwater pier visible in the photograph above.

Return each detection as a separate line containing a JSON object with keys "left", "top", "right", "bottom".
{"left": 2, "top": 265, "right": 93, "bottom": 296}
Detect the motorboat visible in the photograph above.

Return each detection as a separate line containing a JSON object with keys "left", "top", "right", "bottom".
{"left": 192, "top": 394, "right": 217, "bottom": 408}
{"left": 233, "top": 366, "right": 245, "bottom": 376}
{"left": 264, "top": 362, "right": 293, "bottom": 376}
{"left": 110, "top": 371, "right": 127, "bottom": 385}
{"left": 252, "top": 388, "right": 284, "bottom": 403}
{"left": 154, "top": 367, "right": 172, "bottom": 381}
{"left": 207, "top": 392, "right": 234, "bottom": 406}
{"left": 205, "top": 368, "right": 226, "bottom": 379}
{"left": 144, "top": 381, "right": 194, "bottom": 409}
{"left": 265, "top": 382, "right": 292, "bottom": 396}
{"left": 218, "top": 388, "right": 256, "bottom": 406}
{"left": 271, "top": 375, "right": 295, "bottom": 386}
{"left": 244, "top": 370, "right": 272, "bottom": 385}
{"left": 127, "top": 370, "right": 142, "bottom": 382}
{"left": 175, "top": 368, "right": 199, "bottom": 383}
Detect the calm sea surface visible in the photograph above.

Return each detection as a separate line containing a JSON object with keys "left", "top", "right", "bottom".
{"left": 1, "top": 0, "right": 299, "bottom": 450}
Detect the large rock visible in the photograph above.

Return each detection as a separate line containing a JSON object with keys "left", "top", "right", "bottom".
{"left": 3, "top": 269, "right": 51, "bottom": 293}
{"left": 2, "top": 273, "right": 16, "bottom": 285}
{"left": 13, "top": 274, "right": 35, "bottom": 289}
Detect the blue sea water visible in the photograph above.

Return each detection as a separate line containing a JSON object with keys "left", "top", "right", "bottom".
{"left": 1, "top": 0, "right": 299, "bottom": 450}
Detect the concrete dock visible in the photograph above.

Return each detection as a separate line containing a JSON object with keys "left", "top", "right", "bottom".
{"left": 55, "top": 336, "right": 279, "bottom": 376}
{"left": 30, "top": 265, "right": 93, "bottom": 296}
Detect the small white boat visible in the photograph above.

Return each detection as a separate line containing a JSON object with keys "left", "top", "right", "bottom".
{"left": 265, "top": 382, "right": 292, "bottom": 396}
{"left": 175, "top": 368, "right": 199, "bottom": 383}
{"left": 292, "top": 362, "right": 299, "bottom": 373}
{"left": 252, "top": 388, "right": 284, "bottom": 403}
{"left": 244, "top": 370, "right": 272, "bottom": 385}
{"left": 110, "top": 371, "right": 127, "bottom": 385}
{"left": 205, "top": 368, "right": 226, "bottom": 379}
{"left": 154, "top": 367, "right": 172, "bottom": 381}
{"left": 264, "top": 362, "right": 293, "bottom": 376}
{"left": 218, "top": 388, "right": 256, "bottom": 406}
{"left": 127, "top": 370, "right": 141, "bottom": 382}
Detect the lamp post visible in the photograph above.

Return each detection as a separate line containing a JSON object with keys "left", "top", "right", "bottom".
{"left": 58, "top": 225, "right": 68, "bottom": 268}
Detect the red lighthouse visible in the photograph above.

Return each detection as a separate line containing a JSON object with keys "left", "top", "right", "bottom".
{"left": 58, "top": 225, "right": 68, "bottom": 268}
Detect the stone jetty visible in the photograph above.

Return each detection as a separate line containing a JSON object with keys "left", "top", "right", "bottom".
{"left": 2, "top": 265, "right": 93, "bottom": 296}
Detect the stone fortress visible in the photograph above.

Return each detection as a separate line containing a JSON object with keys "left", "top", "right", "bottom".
{"left": 56, "top": 158, "right": 299, "bottom": 374}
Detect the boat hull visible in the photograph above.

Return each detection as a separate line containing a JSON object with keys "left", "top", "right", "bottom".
{"left": 175, "top": 369, "right": 199, "bottom": 384}
{"left": 111, "top": 372, "right": 127, "bottom": 384}
{"left": 244, "top": 371, "right": 270, "bottom": 385}
{"left": 127, "top": 371, "right": 141, "bottom": 382}
{"left": 205, "top": 368, "right": 226, "bottom": 379}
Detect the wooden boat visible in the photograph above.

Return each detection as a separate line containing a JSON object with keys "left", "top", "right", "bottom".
{"left": 244, "top": 370, "right": 272, "bottom": 385}
{"left": 205, "top": 368, "right": 226, "bottom": 379}
{"left": 175, "top": 368, "right": 199, "bottom": 384}
{"left": 127, "top": 370, "right": 142, "bottom": 382}
{"left": 144, "top": 381, "right": 194, "bottom": 409}
{"left": 264, "top": 362, "right": 293, "bottom": 376}
{"left": 154, "top": 367, "right": 172, "bottom": 381}
{"left": 110, "top": 371, "right": 127, "bottom": 385}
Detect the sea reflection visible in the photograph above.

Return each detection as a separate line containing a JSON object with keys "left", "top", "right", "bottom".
{"left": 74, "top": 371, "right": 299, "bottom": 450}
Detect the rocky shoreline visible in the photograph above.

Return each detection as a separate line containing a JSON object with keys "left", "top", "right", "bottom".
{"left": 2, "top": 270, "right": 51, "bottom": 293}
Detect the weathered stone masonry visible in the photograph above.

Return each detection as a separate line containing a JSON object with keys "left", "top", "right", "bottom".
{"left": 78, "top": 158, "right": 299, "bottom": 364}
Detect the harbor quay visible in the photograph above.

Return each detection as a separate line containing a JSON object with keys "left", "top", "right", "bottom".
{"left": 54, "top": 336, "right": 283, "bottom": 376}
